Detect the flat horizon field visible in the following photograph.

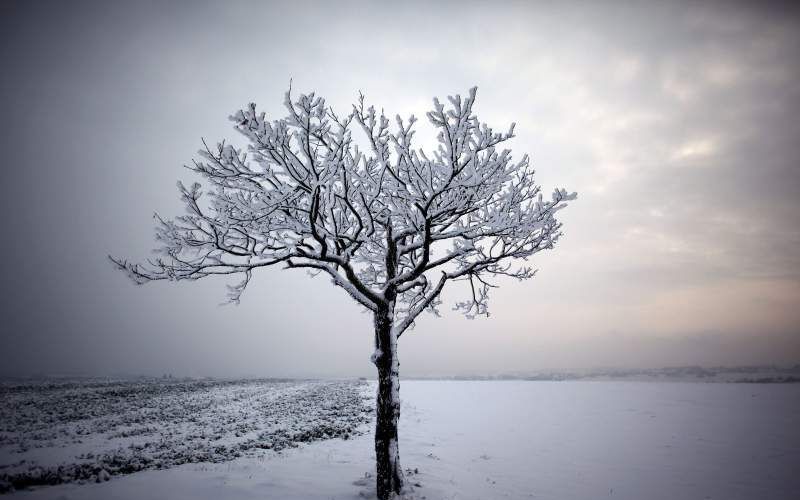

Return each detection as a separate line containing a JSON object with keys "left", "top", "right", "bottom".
{"left": 2, "top": 379, "right": 798, "bottom": 499}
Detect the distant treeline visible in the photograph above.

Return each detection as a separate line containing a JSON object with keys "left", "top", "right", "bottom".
{"left": 407, "top": 365, "right": 800, "bottom": 383}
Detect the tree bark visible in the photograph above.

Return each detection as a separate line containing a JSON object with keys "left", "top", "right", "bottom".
{"left": 373, "top": 308, "right": 403, "bottom": 500}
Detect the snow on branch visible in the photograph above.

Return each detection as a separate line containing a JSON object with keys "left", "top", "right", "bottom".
{"left": 112, "top": 86, "right": 575, "bottom": 324}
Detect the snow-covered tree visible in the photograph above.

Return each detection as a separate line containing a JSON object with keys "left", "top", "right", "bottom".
{"left": 111, "top": 86, "right": 575, "bottom": 499}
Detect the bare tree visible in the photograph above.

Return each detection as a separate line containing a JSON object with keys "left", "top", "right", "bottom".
{"left": 111, "top": 86, "right": 575, "bottom": 499}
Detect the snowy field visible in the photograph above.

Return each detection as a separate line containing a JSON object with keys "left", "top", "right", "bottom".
{"left": 2, "top": 380, "right": 799, "bottom": 499}
{"left": 0, "top": 378, "right": 370, "bottom": 492}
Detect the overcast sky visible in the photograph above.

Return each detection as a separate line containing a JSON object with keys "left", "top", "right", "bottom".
{"left": 1, "top": 0, "right": 798, "bottom": 378}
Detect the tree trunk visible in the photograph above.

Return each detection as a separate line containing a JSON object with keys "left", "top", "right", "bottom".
{"left": 373, "top": 308, "right": 403, "bottom": 500}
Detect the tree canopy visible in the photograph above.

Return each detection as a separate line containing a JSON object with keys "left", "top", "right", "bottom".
{"left": 111, "top": 86, "right": 576, "bottom": 336}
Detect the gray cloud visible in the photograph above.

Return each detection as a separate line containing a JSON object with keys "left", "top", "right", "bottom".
{"left": 1, "top": 0, "right": 798, "bottom": 377}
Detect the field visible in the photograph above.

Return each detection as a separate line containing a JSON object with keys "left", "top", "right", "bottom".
{"left": 2, "top": 379, "right": 799, "bottom": 499}
{"left": 0, "top": 378, "right": 371, "bottom": 492}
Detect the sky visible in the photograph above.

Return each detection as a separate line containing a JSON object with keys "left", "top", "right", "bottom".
{"left": 1, "top": 0, "right": 799, "bottom": 378}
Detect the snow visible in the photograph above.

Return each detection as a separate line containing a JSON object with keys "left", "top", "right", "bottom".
{"left": 4, "top": 380, "right": 799, "bottom": 499}
{"left": 115, "top": 87, "right": 576, "bottom": 335}
{"left": 0, "top": 379, "right": 370, "bottom": 490}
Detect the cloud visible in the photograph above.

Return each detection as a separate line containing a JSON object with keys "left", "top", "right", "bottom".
{"left": 0, "top": 0, "right": 798, "bottom": 376}
{"left": 670, "top": 138, "right": 718, "bottom": 163}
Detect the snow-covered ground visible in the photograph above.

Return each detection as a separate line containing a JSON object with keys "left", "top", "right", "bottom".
{"left": 3, "top": 380, "right": 799, "bottom": 499}
{"left": 0, "top": 378, "right": 370, "bottom": 491}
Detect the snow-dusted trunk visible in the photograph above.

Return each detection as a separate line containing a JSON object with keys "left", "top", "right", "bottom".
{"left": 373, "top": 307, "right": 403, "bottom": 499}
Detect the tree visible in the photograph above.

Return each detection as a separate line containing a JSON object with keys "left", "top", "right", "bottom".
{"left": 111, "top": 86, "right": 575, "bottom": 499}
